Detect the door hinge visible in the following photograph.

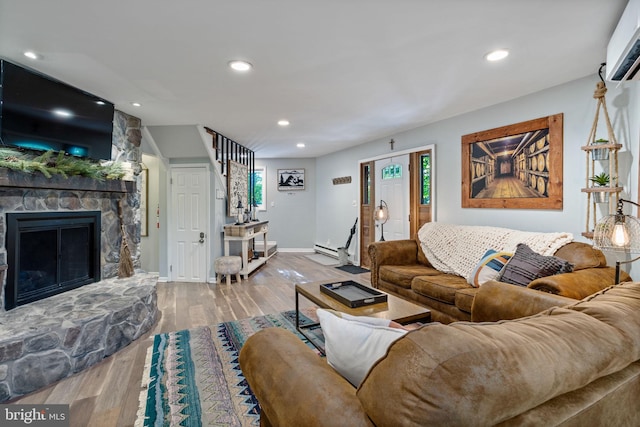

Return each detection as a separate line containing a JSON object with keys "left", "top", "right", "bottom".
{"left": 170, "top": 265, "right": 172, "bottom": 272}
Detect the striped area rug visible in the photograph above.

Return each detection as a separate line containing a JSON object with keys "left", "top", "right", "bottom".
{"left": 136, "top": 310, "right": 320, "bottom": 426}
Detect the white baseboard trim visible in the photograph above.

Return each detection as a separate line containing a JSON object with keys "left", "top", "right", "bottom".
{"left": 278, "top": 247, "right": 315, "bottom": 253}
{"left": 312, "top": 243, "right": 340, "bottom": 259}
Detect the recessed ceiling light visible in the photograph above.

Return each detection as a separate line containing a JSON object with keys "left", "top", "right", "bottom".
{"left": 52, "top": 109, "right": 73, "bottom": 118}
{"left": 229, "top": 60, "right": 253, "bottom": 72}
{"left": 278, "top": 120, "right": 290, "bottom": 126}
{"left": 131, "top": 102, "right": 142, "bottom": 107}
{"left": 297, "top": 143, "right": 305, "bottom": 148}
{"left": 485, "top": 49, "right": 509, "bottom": 62}
{"left": 23, "top": 51, "right": 40, "bottom": 60}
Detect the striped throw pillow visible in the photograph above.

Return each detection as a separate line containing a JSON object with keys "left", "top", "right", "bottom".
{"left": 468, "top": 249, "right": 513, "bottom": 287}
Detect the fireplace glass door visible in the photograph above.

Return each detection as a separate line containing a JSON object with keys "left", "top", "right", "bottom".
{"left": 5, "top": 211, "right": 101, "bottom": 310}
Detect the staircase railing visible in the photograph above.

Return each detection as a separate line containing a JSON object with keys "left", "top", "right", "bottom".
{"left": 204, "top": 126, "right": 255, "bottom": 203}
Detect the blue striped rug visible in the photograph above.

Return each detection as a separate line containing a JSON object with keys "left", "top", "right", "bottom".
{"left": 136, "top": 310, "right": 321, "bottom": 426}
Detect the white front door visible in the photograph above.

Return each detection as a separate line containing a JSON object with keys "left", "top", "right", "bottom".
{"left": 170, "top": 166, "right": 209, "bottom": 282}
{"left": 375, "top": 155, "right": 410, "bottom": 241}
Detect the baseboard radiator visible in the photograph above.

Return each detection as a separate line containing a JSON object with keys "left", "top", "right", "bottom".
{"left": 313, "top": 244, "right": 339, "bottom": 259}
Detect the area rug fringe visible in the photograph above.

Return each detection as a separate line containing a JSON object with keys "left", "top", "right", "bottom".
{"left": 135, "top": 344, "right": 154, "bottom": 427}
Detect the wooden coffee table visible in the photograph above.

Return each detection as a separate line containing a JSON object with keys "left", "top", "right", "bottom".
{"left": 295, "top": 280, "right": 431, "bottom": 352}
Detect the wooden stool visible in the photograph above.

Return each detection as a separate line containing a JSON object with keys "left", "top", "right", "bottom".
{"left": 214, "top": 256, "right": 242, "bottom": 285}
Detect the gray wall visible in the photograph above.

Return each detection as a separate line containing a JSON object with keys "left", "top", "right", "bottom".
{"left": 254, "top": 158, "right": 317, "bottom": 250}
{"left": 139, "top": 154, "right": 160, "bottom": 273}
{"left": 314, "top": 75, "right": 640, "bottom": 274}
{"left": 210, "top": 162, "right": 228, "bottom": 281}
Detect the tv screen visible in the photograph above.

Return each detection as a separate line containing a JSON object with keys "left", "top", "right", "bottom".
{"left": 0, "top": 60, "right": 115, "bottom": 160}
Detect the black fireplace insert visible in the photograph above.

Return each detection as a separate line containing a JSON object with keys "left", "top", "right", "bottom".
{"left": 5, "top": 211, "right": 101, "bottom": 310}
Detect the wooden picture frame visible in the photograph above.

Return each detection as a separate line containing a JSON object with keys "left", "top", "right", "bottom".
{"left": 461, "top": 113, "right": 563, "bottom": 210}
{"left": 277, "top": 168, "right": 305, "bottom": 191}
{"left": 140, "top": 167, "right": 148, "bottom": 236}
{"left": 227, "top": 160, "right": 249, "bottom": 215}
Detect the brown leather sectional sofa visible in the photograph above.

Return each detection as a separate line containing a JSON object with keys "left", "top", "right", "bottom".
{"left": 368, "top": 238, "right": 630, "bottom": 323}
{"left": 240, "top": 281, "right": 640, "bottom": 426}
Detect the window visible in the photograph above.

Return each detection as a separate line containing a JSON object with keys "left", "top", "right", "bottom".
{"left": 382, "top": 164, "right": 402, "bottom": 179}
{"left": 421, "top": 154, "right": 431, "bottom": 204}
{"left": 362, "top": 164, "right": 371, "bottom": 205}
{"left": 250, "top": 167, "right": 266, "bottom": 210}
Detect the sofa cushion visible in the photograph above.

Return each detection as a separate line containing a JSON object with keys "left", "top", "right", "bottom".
{"left": 411, "top": 274, "right": 470, "bottom": 304}
{"left": 417, "top": 243, "right": 431, "bottom": 266}
{"left": 380, "top": 265, "right": 442, "bottom": 289}
{"left": 357, "top": 307, "right": 633, "bottom": 426}
{"left": 553, "top": 241, "right": 606, "bottom": 270}
{"left": 454, "top": 287, "right": 479, "bottom": 314}
{"left": 566, "top": 282, "right": 640, "bottom": 357}
{"left": 468, "top": 249, "right": 512, "bottom": 287}
{"left": 499, "top": 243, "right": 574, "bottom": 287}
{"left": 316, "top": 309, "right": 407, "bottom": 387}
{"left": 528, "top": 267, "right": 626, "bottom": 299}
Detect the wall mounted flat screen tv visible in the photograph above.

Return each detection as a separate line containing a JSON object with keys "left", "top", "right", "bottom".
{"left": 0, "top": 59, "right": 115, "bottom": 160}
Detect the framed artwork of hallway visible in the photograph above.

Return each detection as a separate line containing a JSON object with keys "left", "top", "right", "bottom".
{"left": 461, "top": 113, "right": 563, "bottom": 210}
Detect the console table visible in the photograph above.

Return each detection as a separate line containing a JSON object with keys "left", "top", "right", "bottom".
{"left": 223, "top": 221, "right": 274, "bottom": 279}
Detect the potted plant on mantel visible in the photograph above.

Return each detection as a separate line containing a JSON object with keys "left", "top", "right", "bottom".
{"left": 592, "top": 138, "right": 609, "bottom": 160}
{"left": 590, "top": 172, "right": 610, "bottom": 204}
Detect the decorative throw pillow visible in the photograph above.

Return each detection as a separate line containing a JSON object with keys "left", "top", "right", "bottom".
{"left": 498, "top": 243, "right": 574, "bottom": 287}
{"left": 316, "top": 309, "right": 408, "bottom": 387}
{"left": 467, "top": 249, "right": 513, "bottom": 287}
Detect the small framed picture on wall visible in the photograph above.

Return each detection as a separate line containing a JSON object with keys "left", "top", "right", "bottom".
{"left": 277, "top": 169, "right": 305, "bottom": 191}
{"left": 140, "top": 167, "right": 148, "bottom": 236}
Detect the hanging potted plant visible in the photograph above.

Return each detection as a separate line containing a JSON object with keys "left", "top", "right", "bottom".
{"left": 591, "top": 138, "right": 609, "bottom": 161}
{"left": 590, "top": 172, "right": 610, "bottom": 204}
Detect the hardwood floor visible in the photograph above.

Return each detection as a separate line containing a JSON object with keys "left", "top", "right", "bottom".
{"left": 475, "top": 176, "right": 541, "bottom": 199}
{"left": 11, "top": 253, "right": 369, "bottom": 427}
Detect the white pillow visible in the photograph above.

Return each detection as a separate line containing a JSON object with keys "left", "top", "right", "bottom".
{"left": 316, "top": 309, "right": 408, "bottom": 387}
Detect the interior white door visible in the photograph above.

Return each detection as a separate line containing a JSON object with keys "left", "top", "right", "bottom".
{"left": 375, "top": 155, "right": 410, "bottom": 241}
{"left": 170, "top": 167, "right": 208, "bottom": 282}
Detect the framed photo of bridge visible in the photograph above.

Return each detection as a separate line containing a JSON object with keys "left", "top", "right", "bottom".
{"left": 461, "top": 113, "right": 563, "bottom": 210}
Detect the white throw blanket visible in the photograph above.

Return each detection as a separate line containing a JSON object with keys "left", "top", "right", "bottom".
{"left": 417, "top": 223, "right": 574, "bottom": 281}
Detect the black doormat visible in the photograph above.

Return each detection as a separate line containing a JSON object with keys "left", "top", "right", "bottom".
{"left": 336, "top": 264, "right": 369, "bottom": 274}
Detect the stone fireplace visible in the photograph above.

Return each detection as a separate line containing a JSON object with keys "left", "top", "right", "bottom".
{"left": 0, "top": 111, "right": 159, "bottom": 402}
{"left": 0, "top": 110, "right": 142, "bottom": 309}
{"left": 0, "top": 174, "right": 137, "bottom": 311}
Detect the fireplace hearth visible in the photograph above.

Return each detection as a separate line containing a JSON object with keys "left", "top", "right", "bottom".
{"left": 5, "top": 211, "right": 101, "bottom": 310}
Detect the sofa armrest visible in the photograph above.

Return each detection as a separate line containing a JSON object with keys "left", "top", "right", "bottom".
{"left": 239, "top": 328, "right": 374, "bottom": 427}
{"left": 528, "top": 267, "right": 630, "bottom": 299}
{"left": 368, "top": 239, "right": 420, "bottom": 289}
{"left": 471, "top": 280, "right": 575, "bottom": 322}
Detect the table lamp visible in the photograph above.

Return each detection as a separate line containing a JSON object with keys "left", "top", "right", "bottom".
{"left": 593, "top": 198, "right": 640, "bottom": 283}
{"left": 374, "top": 200, "right": 389, "bottom": 241}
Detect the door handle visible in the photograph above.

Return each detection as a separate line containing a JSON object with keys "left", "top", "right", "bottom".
{"left": 199, "top": 232, "right": 205, "bottom": 243}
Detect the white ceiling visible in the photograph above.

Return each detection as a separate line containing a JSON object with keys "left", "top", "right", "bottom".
{"left": 0, "top": 0, "right": 628, "bottom": 159}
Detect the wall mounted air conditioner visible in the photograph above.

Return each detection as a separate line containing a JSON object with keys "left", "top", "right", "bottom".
{"left": 607, "top": 0, "right": 640, "bottom": 81}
